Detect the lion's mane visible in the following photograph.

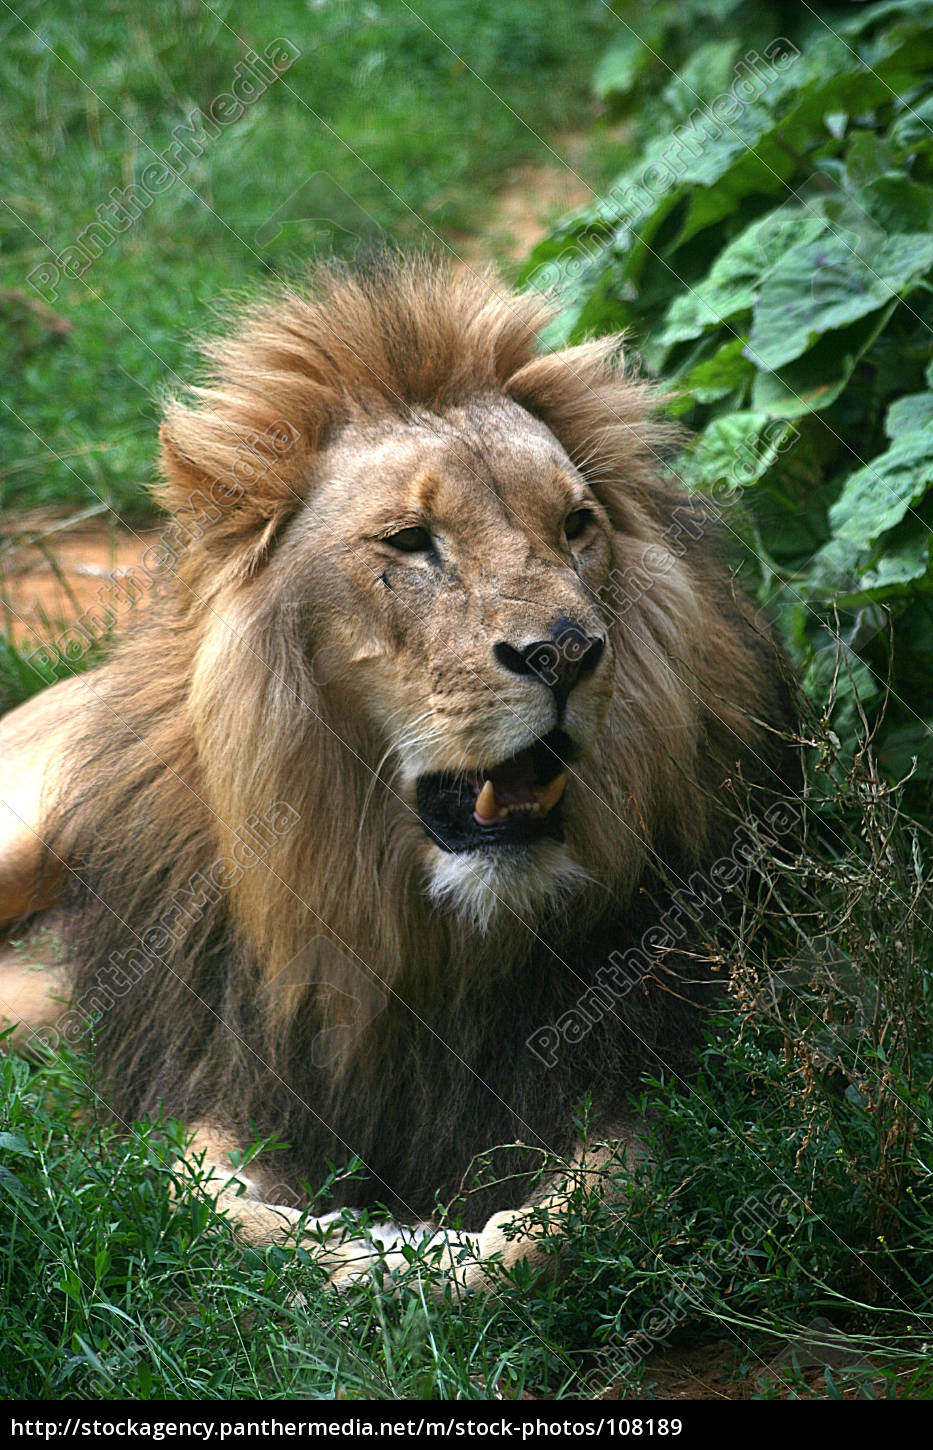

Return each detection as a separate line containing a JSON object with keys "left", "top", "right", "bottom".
{"left": 48, "top": 256, "right": 797, "bottom": 1225}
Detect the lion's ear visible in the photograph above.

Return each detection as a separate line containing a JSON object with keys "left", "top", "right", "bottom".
{"left": 506, "top": 339, "right": 619, "bottom": 418}
{"left": 157, "top": 420, "right": 213, "bottom": 512}
{"left": 156, "top": 410, "right": 303, "bottom": 563}
{"left": 505, "top": 340, "right": 678, "bottom": 525}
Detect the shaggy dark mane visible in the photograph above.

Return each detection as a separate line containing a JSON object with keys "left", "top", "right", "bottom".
{"left": 44, "top": 253, "right": 798, "bottom": 1227}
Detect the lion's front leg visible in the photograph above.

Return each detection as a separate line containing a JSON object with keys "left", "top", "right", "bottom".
{"left": 450, "top": 1127, "right": 651, "bottom": 1295}
{"left": 183, "top": 1125, "right": 441, "bottom": 1285}
{"left": 0, "top": 936, "right": 69, "bottom": 1053}
{"left": 353, "top": 1126, "right": 650, "bottom": 1297}
{"left": 186, "top": 1124, "right": 650, "bottom": 1298}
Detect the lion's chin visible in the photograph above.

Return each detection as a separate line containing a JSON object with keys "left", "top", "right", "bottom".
{"left": 424, "top": 839, "right": 593, "bottom": 936}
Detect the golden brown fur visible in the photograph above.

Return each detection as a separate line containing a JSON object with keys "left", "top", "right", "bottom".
{"left": 0, "top": 255, "right": 797, "bottom": 1288}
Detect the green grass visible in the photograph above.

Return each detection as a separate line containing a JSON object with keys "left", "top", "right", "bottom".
{"left": 2, "top": 1016, "right": 931, "bottom": 1399}
{"left": 0, "top": 0, "right": 623, "bottom": 518}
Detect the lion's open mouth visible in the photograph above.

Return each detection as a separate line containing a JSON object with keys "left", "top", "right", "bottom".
{"left": 415, "top": 728, "right": 573, "bottom": 853}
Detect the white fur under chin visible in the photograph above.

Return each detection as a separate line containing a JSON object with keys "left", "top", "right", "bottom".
{"left": 425, "top": 840, "right": 593, "bottom": 934}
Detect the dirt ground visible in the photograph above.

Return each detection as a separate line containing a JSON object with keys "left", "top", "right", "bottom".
{"left": 0, "top": 507, "right": 160, "bottom": 649}
{"left": 451, "top": 128, "right": 601, "bottom": 267}
{"left": 605, "top": 1332, "right": 889, "bottom": 1401}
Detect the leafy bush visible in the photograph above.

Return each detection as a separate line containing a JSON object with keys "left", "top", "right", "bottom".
{"left": 525, "top": 0, "right": 933, "bottom": 798}
{"left": 518, "top": 10, "right": 933, "bottom": 1390}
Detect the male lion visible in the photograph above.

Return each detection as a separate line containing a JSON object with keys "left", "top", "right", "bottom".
{"left": 0, "top": 256, "right": 797, "bottom": 1291}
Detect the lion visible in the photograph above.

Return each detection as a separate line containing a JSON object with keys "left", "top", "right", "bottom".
{"left": 0, "top": 254, "right": 798, "bottom": 1292}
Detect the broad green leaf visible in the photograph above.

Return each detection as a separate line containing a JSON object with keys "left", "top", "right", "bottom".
{"left": 523, "top": 224, "right": 614, "bottom": 297}
{"left": 859, "top": 173, "right": 933, "bottom": 233}
{"left": 802, "top": 645, "right": 880, "bottom": 716}
{"left": 889, "top": 92, "right": 933, "bottom": 155}
{"left": 824, "top": 111, "right": 849, "bottom": 141}
{"left": 840, "top": 1, "right": 933, "bottom": 41}
{"left": 657, "top": 212, "right": 822, "bottom": 348}
{"left": 661, "top": 40, "right": 740, "bottom": 116}
{"left": 844, "top": 133, "right": 896, "bottom": 184}
{"left": 535, "top": 0, "right": 933, "bottom": 790}
{"left": 603, "top": 39, "right": 808, "bottom": 251}
{"left": 673, "top": 37, "right": 931, "bottom": 246}
{"left": 0, "top": 1164, "right": 34, "bottom": 1202}
{"left": 672, "top": 107, "right": 794, "bottom": 242}
{"left": 676, "top": 339, "right": 751, "bottom": 403}
{"left": 885, "top": 392, "right": 933, "bottom": 437}
{"left": 807, "top": 536, "right": 866, "bottom": 599}
{"left": 0, "top": 1131, "right": 32, "bottom": 1155}
{"left": 751, "top": 360, "right": 851, "bottom": 419}
{"left": 751, "top": 300, "right": 898, "bottom": 418}
{"left": 857, "top": 6, "right": 933, "bottom": 77}
{"left": 679, "top": 411, "right": 798, "bottom": 494}
{"left": 748, "top": 232, "right": 933, "bottom": 372}
{"left": 593, "top": 32, "right": 656, "bottom": 101}
{"left": 879, "top": 718, "right": 933, "bottom": 779}
{"left": 829, "top": 431, "right": 933, "bottom": 545}
{"left": 859, "top": 534, "right": 930, "bottom": 594}
{"left": 813, "top": 529, "right": 932, "bottom": 606}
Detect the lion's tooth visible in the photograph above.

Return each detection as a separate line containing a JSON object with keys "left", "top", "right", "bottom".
{"left": 537, "top": 772, "right": 568, "bottom": 814}
{"left": 474, "top": 779, "right": 498, "bottom": 823}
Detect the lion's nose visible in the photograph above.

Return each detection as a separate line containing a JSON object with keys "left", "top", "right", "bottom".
{"left": 493, "top": 617, "right": 605, "bottom": 706}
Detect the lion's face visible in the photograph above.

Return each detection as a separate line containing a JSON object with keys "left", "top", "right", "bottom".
{"left": 290, "top": 396, "right": 615, "bottom": 921}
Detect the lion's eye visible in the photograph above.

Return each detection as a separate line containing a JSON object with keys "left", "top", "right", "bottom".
{"left": 383, "top": 525, "right": 433, "bottom": 553}
{"left": 564, "top": 507, "right": 593, "bottom": 542}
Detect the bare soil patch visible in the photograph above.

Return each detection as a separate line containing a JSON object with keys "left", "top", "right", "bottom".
{"left": 0, "top": 508, "right": 159, "bottom": 648}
